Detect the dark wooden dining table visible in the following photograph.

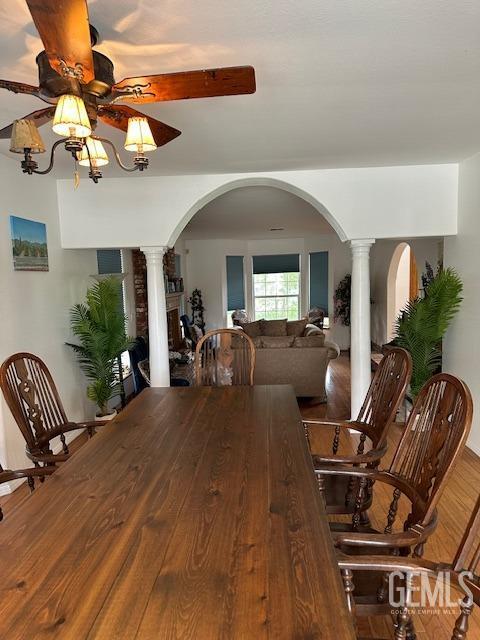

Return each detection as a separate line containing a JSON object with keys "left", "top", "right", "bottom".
{"left": 0, "top": 385, "right": 356, "bottom": 639}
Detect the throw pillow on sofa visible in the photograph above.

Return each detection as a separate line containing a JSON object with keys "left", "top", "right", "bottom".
{"left": 293, "top": 334, "right": 325, "bottom": 348}
{"left": 241, "top": 319, "right": 264, "bottom": 338}
{"left": 286, "top": 318, "right": 308, "bottom": 337}
{"left": 231, "top": 332, "right": 263, "bottom": 349}
{"left": 262, "top": 318, "right": 287, "bottom": 336}
{"left": 261, "top": 335, "right": 295, "bottom": 348}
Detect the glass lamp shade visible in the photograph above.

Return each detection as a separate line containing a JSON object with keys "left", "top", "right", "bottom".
{"left": 52, "top": 94, "right": 91, "bottom": 138}
{"left": 124, "top": 117, "right": 157, "bottom": 153}
{"left": 78, "top": 137, "right": 109, "bottom": 167}
{"left": 10, "top": 119, "right": 46, "bottom": 153}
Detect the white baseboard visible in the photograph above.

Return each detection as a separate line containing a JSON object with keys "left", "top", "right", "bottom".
{"left": 0, "top": 483, "right": 13, "bottom": 497}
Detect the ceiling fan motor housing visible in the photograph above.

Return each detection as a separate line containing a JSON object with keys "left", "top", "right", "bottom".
{"left": 36, "top": 50, "right": 115, "bottom": 99}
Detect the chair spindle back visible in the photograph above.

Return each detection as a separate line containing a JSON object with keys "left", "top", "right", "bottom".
{"left": 356, "top": 347, "right": 412, "bottom": 449}
{"left": 0, "top": 353, "right": 68, "bottom": 451}
{"left": 390, "top": 373, "right": 473, "bottom": 529}
{"left": 195, "top": 329, "right": 256, "bottom": 386}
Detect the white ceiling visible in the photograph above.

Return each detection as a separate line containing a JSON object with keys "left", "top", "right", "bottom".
{"left": 1, "top": 0, "right": 480, "bottom": 176}
{"left": 180, "top": 186, "right": 335, "bottom": 239}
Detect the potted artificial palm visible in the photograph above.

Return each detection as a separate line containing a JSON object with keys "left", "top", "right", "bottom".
{"left": 68, "top": 276, "right": 134, "bottom": 419}
{"left": 393, "top": 265, "right": 463, "bottom": 398}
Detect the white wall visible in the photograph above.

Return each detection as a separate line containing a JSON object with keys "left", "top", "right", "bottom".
{"left": 370, "top": 237, "right": 442, "bottom": 346}
{"left": 393, "top": 245, "right": 411, "bottom": 340}
{"left": 0, "top": 156, "right": 97, "bottom": 483}
{"left": 57, "top": 165, "right": 458, "bottom": 249}
{"left": 444, "top": 152, "right": 480, "bottom": 455}
{"left": 183, "top": 234, "right": 352, "bottom": 349}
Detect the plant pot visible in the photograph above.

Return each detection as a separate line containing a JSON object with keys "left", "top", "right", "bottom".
{"left": 95, "top": 410, "right": 117, "bottom": 422}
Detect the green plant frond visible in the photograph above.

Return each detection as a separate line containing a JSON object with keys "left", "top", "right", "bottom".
{"left": 68, "top": 276, "right": 134, "bottom": 412}
{"left": 393, "top": 266, "right": 463, "bottom": 398}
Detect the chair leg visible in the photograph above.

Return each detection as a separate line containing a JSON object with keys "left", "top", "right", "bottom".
{"left": 317, "top": 474, "right": 326, "bottom": 505}
{"left": 352, "top": 477, "right": 368, "bottom": 531}
{"left": 345, "top": 475, "right": 357, "bottom": 507}
{"left": 34, "top": 461, "right": 45, "bottom": 483}
{"left": 394, "top": 573, "right": 413, "bottom": 640}
{"left": 451, "top": 596, "right": 473, "bottom": 640}
{"left": 359, "top": 510, "right": 371, "bottom": 526}
{"left": 332, "top": 425, "right": 340, "bottom": 455}
{"left": 405, "top": 616, "right": 416, "bottom": 640}
{"left": 303, "top": 423, "right": 311, "bottom": 450}
{"left": 395, "top": 607, "right": 410, "bottom": 640}
{"left": 27, "top": 476, "right": 35, "bottom": 492}
{"left": 377, "top": 571, "right": 390, "bottom": 604}
{"left": 60, "top": 433, "right": 69, "bottom": 455}
{"left": 87, "top": 426, "right": 96, "bottom": 438}
{"left": 341, "top": 568, "right": 357, "bottom": 634}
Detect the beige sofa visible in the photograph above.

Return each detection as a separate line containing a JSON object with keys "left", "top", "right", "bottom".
{"left": 238, "top": 318, "right": 340, "bottom": 401}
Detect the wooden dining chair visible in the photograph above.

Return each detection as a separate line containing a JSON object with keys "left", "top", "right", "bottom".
{"left": 304, "top": 347, "right": 412, "bottom": 519}
{"left": 195, "top": 328, "right": 256, "bottom": 386}
{"left": 316, "top": 373, "right": 473, "bottom": 628}
{"left": 0, "top": 463, "right": 54, "bottom": 521}
{"left": 0, "top": 352, "right": 106, "bottom": 467}
{"left": 337, "top": 491, "right": 480, "bottom": 639}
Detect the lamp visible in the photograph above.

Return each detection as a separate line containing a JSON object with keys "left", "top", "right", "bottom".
{"left": 52, "top": 94, "right": 91, "bottom": 139}
{"left": 78, "top": 137, "right": 109, "bottom": 167}
{"left": 10, "top": 119, "right": 46, "bottom": 154}
{"left": 10, "top": 119, "right": 46, "bottom": 174}
{"left": 9, "top": 102, "right": 156, "bottom": 182}
{"left": 124, "top": 117, "right": 157, "bottom": 153}
{"left": 78, "top": 136, "right": 109, "bottom": 183}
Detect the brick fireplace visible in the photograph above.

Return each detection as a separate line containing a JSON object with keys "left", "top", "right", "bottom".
{"left": 132, "top": 248, "right": 184, "bottom": 349}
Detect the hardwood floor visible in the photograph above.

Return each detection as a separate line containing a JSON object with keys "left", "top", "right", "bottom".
{"left": 2, "top": 353, "right": 479, "bottom": 638}
{"left": 300, "top": 352, "right": 480, "bottom": 639}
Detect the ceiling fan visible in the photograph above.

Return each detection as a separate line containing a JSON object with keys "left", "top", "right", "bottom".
{"left": 0, "top": 0, "right": 256, "bottom": 182}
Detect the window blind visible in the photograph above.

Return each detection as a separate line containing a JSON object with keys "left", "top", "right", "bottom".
{"left": 252, "top": 254, "right": 300, "bottom": 274}
{"left": 226, "top": 256, "right": 245, "bottom": 310}
{"left": 309, "top": 251, "right": 329, "bottom": 312}
{"left": 97, "top": 249, "right": 122, "bottom": 275}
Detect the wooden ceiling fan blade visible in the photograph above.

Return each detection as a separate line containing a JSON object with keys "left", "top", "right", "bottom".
{"left": 26, "top": 0, "right": 94, "bottom": 83}
{"left": 112, "top": 65, "right": 256, "bottom": 104}
{"left": 0, "top": 107, "right": 56, "bottom": 139}
{"left": 0, "top": 79, "right": 41, "bottom": 97}
{"left": 98, "top": 105, "right": 181, "bottom": 148}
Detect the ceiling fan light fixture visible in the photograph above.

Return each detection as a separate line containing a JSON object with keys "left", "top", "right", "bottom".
{"left": 10, "top": 119, "right": 45, "bottom": 154}
{"left": 124, "top": 117, "right": 156, "bottom": 153}
{"left": 52, "top": 94, "right": 91, "bottom": 138}
{"left": 78, "top": 137, "right": 109, "bottom": 167}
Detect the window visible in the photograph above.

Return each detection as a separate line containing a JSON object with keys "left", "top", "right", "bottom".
{"left": 252, "top": 254, "right": 300, "bottom": 321}
{"left": 253, "top": 272, "right": 300, "bottom": 320}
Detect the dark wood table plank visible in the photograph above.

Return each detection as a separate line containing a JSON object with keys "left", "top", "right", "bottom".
{"left": 0, "top": 386, "right": 356, "bottom": 639}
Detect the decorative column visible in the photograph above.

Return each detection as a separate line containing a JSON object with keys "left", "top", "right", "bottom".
{"left": 141, "top": 246, "right": 170, "bottom": 387}
{"left": 350, "top": 239, "right": 375, "bottom": 418}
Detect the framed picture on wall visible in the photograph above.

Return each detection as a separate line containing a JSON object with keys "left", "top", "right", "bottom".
{"left": 10, "top": 215, "right": 49, "bottom": 272}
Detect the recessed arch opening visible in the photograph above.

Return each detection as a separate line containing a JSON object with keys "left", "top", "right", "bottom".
{"left": 167, "top": 176, "right": 347, "bottom": 246}
{"left": 386, "top": 242, "right": 419, "bottom": 342}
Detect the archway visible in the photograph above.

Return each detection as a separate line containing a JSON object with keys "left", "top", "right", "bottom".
{"left": 167, "top": 176, "right": 348, "bottom": 246}
{"left": 386, "top": 242, "right": 418, "bottom": 342}
{"left": 173, "top": 183, "right": 345, "bottom": 333}
{"left": 144, "top": 176, "right": 372, "bottom": 419}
